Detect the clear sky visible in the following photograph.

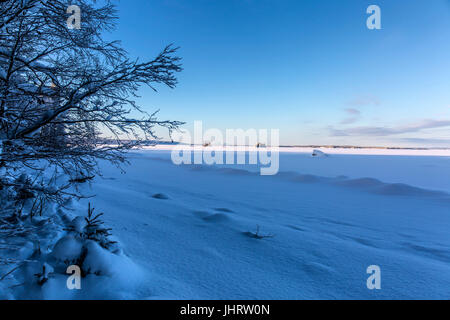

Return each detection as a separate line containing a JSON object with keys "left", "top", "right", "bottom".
{"left": 109, "top": 0, "right": 450, "bottom": 147}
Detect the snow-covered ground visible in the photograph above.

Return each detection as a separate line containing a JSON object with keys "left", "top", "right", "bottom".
{"left": 67, "top": 148, "right": 450, "bottom": 299}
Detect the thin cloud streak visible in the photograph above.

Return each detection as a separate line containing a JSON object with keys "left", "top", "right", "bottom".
{"left": 344, "top": 108, "right": 361, "bottom": 115}
{"left": 330, "top": 119, "right": 450, "bottom": 137}
{"left": 339, "top": 108, "right": 361, "bottom": 125}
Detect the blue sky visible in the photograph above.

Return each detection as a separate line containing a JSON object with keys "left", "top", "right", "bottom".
{"left": 109, "top": 0, "right": 450, "bottom": 147}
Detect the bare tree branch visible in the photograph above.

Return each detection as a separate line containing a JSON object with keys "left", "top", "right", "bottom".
{"left": 0, "top": 0, "right": 184, "bottom": 206}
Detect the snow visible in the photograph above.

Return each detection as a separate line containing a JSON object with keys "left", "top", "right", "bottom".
{"left": 51, "top": 236, "right": 83, "bottom": 263}
{"left": 312, "top": 149, "right": 328, "bottom": 157}
{"left": 2, "top": 148, "right": 450, "bottom": 299}
{"left": 71, "top": 216, "right": 87, "bottom": 234}
{"left": 81, "top": 241, "right": 138, "bottom": 280}
{"left": 147, "top": 144, "right": 450, "bottom": 157}
{"left": 66, "top": 149, "right": 450, "bottom": 299}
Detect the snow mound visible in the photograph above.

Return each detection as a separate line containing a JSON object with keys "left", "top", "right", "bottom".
{"left": 374, "top": 183, "right": 446, "bottom": 197}
{"left": 202, "top": 213, "right": 232, "bottom": 223}
{"left": 152, "top": 193, "right": 170, "bottom": 200}
{"left": 292, "top": 174, "right": 321, "bottom": 183}
{"left": 312, "top": 149, "right": 328, "bottom": 157}
{"left": 82, "top": 241, "right": 124, "bottom": 276}
{"left": 51, "top": 236, "right": 83, "bottom": 263}
{"left": 336, "top": 177, "right": 447, "bottom": 197}
{"left": 335, "top": 177, "right": 383, "bottom": 188}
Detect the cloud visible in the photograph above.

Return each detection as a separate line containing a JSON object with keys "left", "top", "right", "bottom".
{"left": 397, "top": 137, "right": 450, "bottom": 146}
{"left": 339, "top": 108, "right": 361, "bottom": 124}
{"left": 347, "top": 95, "right": 380, "bottom": 107}
{"left": 339, "top": 117, "right": 358, "bottom": 124}
{"left": 340, "top": 117, "right": 359, "bottom": 125}
{"left": 344, "top": 108, "right": 361, "bottom": 115}
{"left": 330, "top": 119, "right": 450, "bottom": 137}
{"left": 330, "top": 126, "right": 391, "bottom": 137}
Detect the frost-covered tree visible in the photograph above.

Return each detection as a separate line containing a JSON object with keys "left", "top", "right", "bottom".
{"left": 0, "top": 0, "right": 183, "bottom": 211}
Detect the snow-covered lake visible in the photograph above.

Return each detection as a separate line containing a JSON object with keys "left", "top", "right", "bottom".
{"left": 76, "top": 149, "right": 450, "bottom": 299}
